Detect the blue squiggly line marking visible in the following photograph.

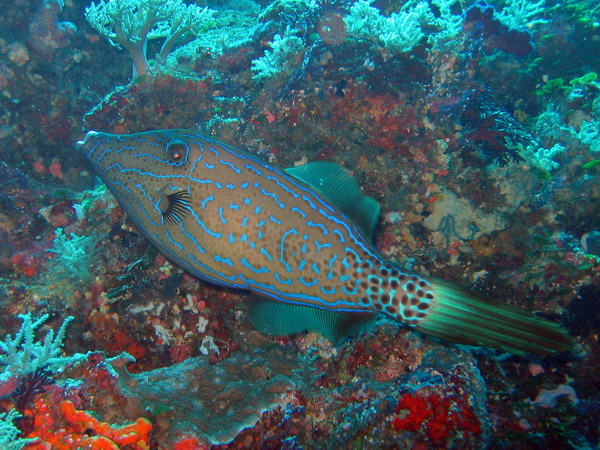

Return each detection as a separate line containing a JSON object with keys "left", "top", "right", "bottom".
{"left": 291, "top": 206, "right": 306, "bottom": 219}
{"left": 274, "top": 273, "right": 293, "bottom": 285}
{"left": 279, "top": 227, "right": 297, "bottom": 273}
{"left": 164, "top": 229, "right": 184, "bottom": 250}
{"left": 134, "top": 183, "right": 162, "bottom": 219}
{"left": 200, "top": 195, "right": 214, "bottom": 209}
{"left": 245, "top": 164, "right": 263, "bottom": 176}
{"left": 187, "top": 206, "right": 222, "bottom": 239}
{"left": 266, "top": 174, "right": 299, "bottom": 198}
{"left": 260, "top": 247, "right": 273, "bottom": 261}
{"left": 261, "top": 188, "right": 285, "bottom": 209}
{"left": 214, "top": 255, "right": 234, "bottom": 266}
{"left": 314, "top": 240, "right": 331, "bottom": 253}
{"left": 307, "top": 221, "right": 328, "bottom": 235}
{"left": 320, "top": 286, "right": 336, "bottom": 295}
{"left": 177, "top": 221, "right": 206, "bottom": 254}
{"left": 241, "top": 257, "right": 269, "bottom": 274}
{"left": 342, "top": 285, "right": 358, "bottom": 295}
{"left": 218, "top": 207, "right": 227, "bottom": 224}
{"left": 298, "top": 277, "right": 319, "bottom": 287}
{"left": 333, "top": 229, "right": 346, "bottom": 243}
{"left": 219, "top": 159, "right": 241, "bottom": 174}
{"left": 301, "top": 194, "right": 316, "bottom": 210}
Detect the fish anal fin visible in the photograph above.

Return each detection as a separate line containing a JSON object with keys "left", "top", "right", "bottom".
{"left": 248, "top": 297, "right": 374, "bottom": 343}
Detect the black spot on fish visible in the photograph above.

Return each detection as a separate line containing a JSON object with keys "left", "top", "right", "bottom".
{"left": 160, "top": 190, "right": 192, "bottom": 225}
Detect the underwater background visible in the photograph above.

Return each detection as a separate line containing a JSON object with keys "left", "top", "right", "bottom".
{"left": 0, "top": 0, "right": 599, "bottom": 447}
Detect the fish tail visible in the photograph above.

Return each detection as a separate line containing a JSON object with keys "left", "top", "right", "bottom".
{"left": 413, "top": 279, "right": 574, "bottom": 356}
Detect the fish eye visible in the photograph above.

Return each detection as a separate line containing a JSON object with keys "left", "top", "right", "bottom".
{"left": 166, "top": 140, "right": 188, "bottom": 163}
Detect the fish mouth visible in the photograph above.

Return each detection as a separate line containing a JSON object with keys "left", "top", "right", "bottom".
{"left": 76, "top": 130, "right": 100, "bottom": 150}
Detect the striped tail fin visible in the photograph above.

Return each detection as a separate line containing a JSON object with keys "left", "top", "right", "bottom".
{"left": 415, "top": 280, "right": 574, "bottom": 356}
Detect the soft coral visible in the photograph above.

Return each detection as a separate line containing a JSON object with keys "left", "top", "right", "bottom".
{"left": 85, "top": 0, "right": 215, "bottom": 77}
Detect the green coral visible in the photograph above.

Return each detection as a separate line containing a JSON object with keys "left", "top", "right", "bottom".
{"left": 0, "top": 313, "right": 84, "bottom": 385}
{"left": 577, "top": 121, "right": 600, "bottom": 152}
{"left": 344, "top": 0, "right": 386, "bottom": 38}
{"left": 379, "top": 4, "right": 429, "bottom": 52}
{"left": 46, "top": 228, "right": 102, "bottom": 282}
{"left": 344, "top": 0, "right": 430, "bottom": 53}
{"left": 343, "top": 0, "right": 466, "bottom": 53}
{"left": 561, "top": 0, "right": 599, "bottom": 29}
{"left": 428, "top": 0, "right": 464, "bottom": 50}
{"left": 165, "top": 1, "right": 261, "bottom": 74}
{"left": 535, "top": 77, "right": 566, "bottom": 96}
{"left": 258, "top": 0, "right": 320, "bottom": 24}
{"left": 536, "top": 72, "right": 599, "bottom": 98}
{"left": 251, "top": 28, "right": 304, "bottom": 80}
{"left": 496, "top": 0, "right": 547, "bottom": 31}
{"left": 85, "top": 0, "right": 216, "bottom": 77}
{"left": 0, "top": 409, "right": 36, "bottom": 449}
{"left": 510, "top": 141, "right": 567, "bottom": 172}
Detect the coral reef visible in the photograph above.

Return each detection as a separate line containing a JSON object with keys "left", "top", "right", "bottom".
{"left": 0, "top": 0, "right": 598, "bottom": 447}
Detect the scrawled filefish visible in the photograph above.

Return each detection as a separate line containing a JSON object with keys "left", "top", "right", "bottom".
{"left": 77, "top": 129, "right": 573, "bottom": 356}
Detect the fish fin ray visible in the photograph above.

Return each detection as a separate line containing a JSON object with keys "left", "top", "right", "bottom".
{"left": 285, "top": 162, "right": 381, "bottom": 240}
{"left": 248, "top": 297, "right": 374, "bottom": 342}
{"left": 416, "top": 279, "right": 575, "bottom": 356}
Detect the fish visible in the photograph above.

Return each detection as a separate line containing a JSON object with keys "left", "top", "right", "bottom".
{"left": 77, "top": 129, "right": 573, "bottom": 356}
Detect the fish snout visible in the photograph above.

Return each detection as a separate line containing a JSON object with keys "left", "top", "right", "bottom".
{"left": 76, "top": 130, "right": 100, "bottom": 149}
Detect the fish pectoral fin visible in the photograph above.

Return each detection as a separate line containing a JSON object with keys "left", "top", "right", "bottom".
{"left": 247, "top": 296, "right": 375, "bottom": 343}
{"left": 157, "top": 187, "right": 193, "bottom": 225}
{"left": 285, "top": 161, "right": 381, "bottom": 241}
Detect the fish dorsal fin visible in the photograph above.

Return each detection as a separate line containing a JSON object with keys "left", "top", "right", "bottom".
{"left": 285, "top": 161, "right": 381, "bottom": 240}
{"left": 247, "top": 297, "right": 375, "bottom": 343}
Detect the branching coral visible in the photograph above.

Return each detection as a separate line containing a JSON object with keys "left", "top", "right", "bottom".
{"left": 0, "top": 314, "right": 83, "bottom": 386}
{"left": 85, "top": 0, "right": 216, "bottom": 77}
{"left": 0, "top": 409, "right": 36, "bottom": 449}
